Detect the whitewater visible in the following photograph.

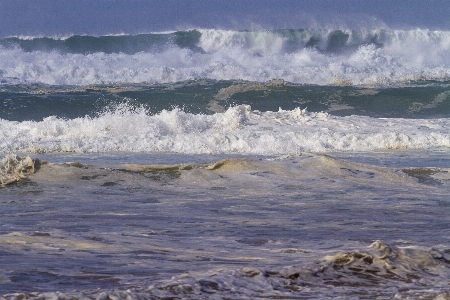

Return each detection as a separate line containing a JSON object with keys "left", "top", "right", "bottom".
{"left": 1, "top": 104, "right": 450, "bottom": 154}
{"left": 1, "top": 28, "right": 450, "bottom": 300}
{"left": 1, "top": 29, "right": 450, "bottom": 86}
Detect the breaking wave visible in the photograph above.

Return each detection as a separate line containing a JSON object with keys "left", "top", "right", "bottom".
{"left": 1, "top": 104, "right": 450, "bottom": 154}
{"left": 1, "top": 29, "right": 450, "bottom": 85}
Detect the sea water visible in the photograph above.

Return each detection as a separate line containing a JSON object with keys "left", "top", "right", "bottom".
{"left": 1, "top": 29, "right": 450, "bottom": 299}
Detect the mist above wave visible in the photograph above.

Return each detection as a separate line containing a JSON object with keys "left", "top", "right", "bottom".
{"left": 0, "top": 29, "right": 449, "bottom": 86}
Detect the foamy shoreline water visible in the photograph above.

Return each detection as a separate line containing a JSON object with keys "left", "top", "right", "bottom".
{"left": 1, "top": 151, "right": 450, "bottom": 298}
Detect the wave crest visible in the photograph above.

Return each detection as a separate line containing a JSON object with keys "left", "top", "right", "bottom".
{"left": 1, "top": 29, "right": 450, "bottom": 85}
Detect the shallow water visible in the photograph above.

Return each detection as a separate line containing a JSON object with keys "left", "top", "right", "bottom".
{"left": 1, "top": 151, "right": 450, "bottom": 298}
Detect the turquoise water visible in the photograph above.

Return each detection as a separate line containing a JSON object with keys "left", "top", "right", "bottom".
{"left": 2, "top": 81, "right": 450, "bottom": 122}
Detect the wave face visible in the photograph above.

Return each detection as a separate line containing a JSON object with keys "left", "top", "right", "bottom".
{"left": 1, "top": 29, "right": 450, "bottom": 85}
{"left": 0, "top": 31, "right": 203, "bottom": 54}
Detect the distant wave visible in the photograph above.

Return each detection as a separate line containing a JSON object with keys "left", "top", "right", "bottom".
{"left": 0, "top": 31, "right": 203, "bottom": 55}
{"left": 3, "top": 29, "right": 450, "bottom": 55}
{"left": 1, "top": 28, "right": 450, "bottom": 86}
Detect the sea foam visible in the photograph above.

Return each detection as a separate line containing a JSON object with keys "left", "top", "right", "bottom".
{"left": 1, "top": 105, "right": 449, "bottom": 154}
{"left": 0, "top": 154, "right": 39, "bottom": 185}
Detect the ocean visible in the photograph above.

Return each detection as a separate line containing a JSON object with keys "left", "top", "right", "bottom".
{"left": 1, "top": 28, "right": 450, "bottom": 299}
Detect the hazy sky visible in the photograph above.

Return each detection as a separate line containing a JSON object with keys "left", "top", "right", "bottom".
{"left": 1, "top": 0, "right": 449, "bottom": 37}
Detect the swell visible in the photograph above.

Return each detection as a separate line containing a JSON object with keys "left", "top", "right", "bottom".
{"left": 0, "top": 31, "right": 203, "bottom": 54}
